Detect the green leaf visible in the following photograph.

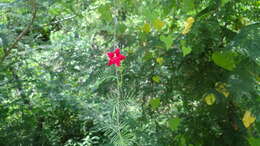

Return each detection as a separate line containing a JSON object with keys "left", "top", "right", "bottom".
{"left": 180, "top": 136, "right": 186, "bottom": 146}
{"left": 221, "top": 0, "right": 230, "bottom": 6}
{"left": 153, "top": 19, "right": 165, "bottom": 30}
{"left": 149, "top": 98, "right": 160, "bottom": 110}
{"left": 212, "top": 51, "right": 237, "bottom": 71}
{"left": 160, "top": 35, "right": 173, "bottom": 50}
{"left": 180, "top": 40, "right": 192, "bottom": 56}
{"left": 182, "top": 46, "right": 192, "bottom": 56}
{"left": 152, "top": 76, "right": 161, "bottom": 83}
{"left": 183, "top": 0, "right": 194, "bottom": 12}
{"left": 98, "top": 4, "right": 113, "bottom": 22}
{"left": 142, "top": 23, "right": 151, "bottom": 33}
{"left": 168, "top": 118, "right": 181, "bottom": 130}
{"left": 116, "top": 23, "right": 127, "bottom": 34}
{"left": 143, "top": 51, "right": 154, "bottom": 61}
{"left": 248, "top": 137, "right": 260, "bottom": 146}
{"left": 230, "top": 24, "right": 260, "bottom": 66}
{"left": 142, "top": 7, "right": 156, "bottom": 21}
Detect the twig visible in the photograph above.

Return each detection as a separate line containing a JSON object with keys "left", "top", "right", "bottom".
{"left": 43, "top": 15, "right": 76, "bottom": 26}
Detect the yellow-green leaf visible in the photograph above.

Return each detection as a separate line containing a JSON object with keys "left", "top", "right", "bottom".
{"left": 143, "top": 23, "right": 151, "bottom": 33}
{"left": 182, "top": 17, "right": 195, "bottom": 35}
{"left": 204, "top": 93, "right": 216, "bottom": 105}
{"left": 153, "top": 19, "right": 165, "bottom": 30}
{"left": 152, "top": 76, "right": 160, "bottom": 83}
{"left": 242, "top": 111, "right": 256, "bottom": 128}
{"left": 156, "top": 57, "right": 164, "bottom": 65}
{"left": 215, "top": 82, "right": 230, "bottom": 97}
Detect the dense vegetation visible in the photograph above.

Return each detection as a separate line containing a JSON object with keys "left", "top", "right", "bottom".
{"left": 0, "top": 0, "right": 259, "bottom": 145}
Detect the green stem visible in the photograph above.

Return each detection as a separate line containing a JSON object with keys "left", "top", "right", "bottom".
{"left": 115, "top": 67, "right": 123, "bottom": 143}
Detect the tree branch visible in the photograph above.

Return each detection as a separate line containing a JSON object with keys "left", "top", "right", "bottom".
{"left": 0, "top": 0, "right": 37, "bottom": 63}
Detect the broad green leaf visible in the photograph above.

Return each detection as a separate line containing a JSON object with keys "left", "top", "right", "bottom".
{"left": 180, "top": 40, "right": 192, "bottom": 56}
{"left": 212, "top": 51, "right": 237, "bottom": 71}
{"left": 168, "top": 118, "right": 181, "bottom": 130}
{"left": 160, "top": 35, "right": 173, "bottom": 50}
{"left": 149, "top": 98, "right": 160, "bottom": 110}
{"left": 204, "top": 93, "right": 216, "bottom": 105}
{"left": 182, "top": 46, "right": 192, "bottom": 56}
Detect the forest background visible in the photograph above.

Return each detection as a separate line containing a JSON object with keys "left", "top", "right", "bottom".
{"left": 0, "top": 0, "right": 259, "bottom": 145}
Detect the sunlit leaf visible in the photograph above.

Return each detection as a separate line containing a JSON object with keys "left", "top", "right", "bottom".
{"left": 156, "top": 57, "right": 164, "bottom": 65}
{"left": 160, "top": 35, "right": 173, "bottom": 50}
{"left": 212, "top": 51, "right": 237, "bottom": 71}
{"left": 152, "top": 76, "right": 160, "bottom": 83}
{"left": 204, "top": 93, "right": 216, "bottom": 105}
{"left": 142, "top": 23, "right": 151, "bottom": 33}
{"left": 215, "top": 82, "right": 229, "bottom": 97}
{"left": 153, "top": 19, "right": 165, "bottom": 30}
{"left": 180, "top": 40, "right": 192, "bottom": 56}
{"left": 242, "top": 111, "right": 256, "bottom": 128}
{"left": 182, "top": 17, "right": 195, "bottom": 34}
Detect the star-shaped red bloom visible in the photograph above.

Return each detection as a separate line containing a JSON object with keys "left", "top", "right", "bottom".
{"left": 107, "top": 48, "right": 126, "bottom": 67}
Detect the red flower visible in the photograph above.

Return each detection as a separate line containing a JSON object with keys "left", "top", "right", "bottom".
{"left": 107, "top": 48, "right": 126, "bottom": 67}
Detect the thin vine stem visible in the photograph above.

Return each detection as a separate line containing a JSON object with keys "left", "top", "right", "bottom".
{"left": 115, "top": 67, "right": 124, "bottom": 145}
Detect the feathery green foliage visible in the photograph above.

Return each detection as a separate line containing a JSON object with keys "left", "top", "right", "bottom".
{"left": 0, "top": 0, "right": 259, "bottom": 145}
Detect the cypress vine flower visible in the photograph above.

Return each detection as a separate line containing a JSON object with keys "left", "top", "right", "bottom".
{"left": 107, "top": 48, "right": 126, "bottom": 67}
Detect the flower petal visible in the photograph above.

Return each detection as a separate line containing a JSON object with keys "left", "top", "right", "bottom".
{"left": 115, "top": 48, "right": 120, "bottom": 55}
{"left": 107, "top": 52, "right": 114, "bottom": 58}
